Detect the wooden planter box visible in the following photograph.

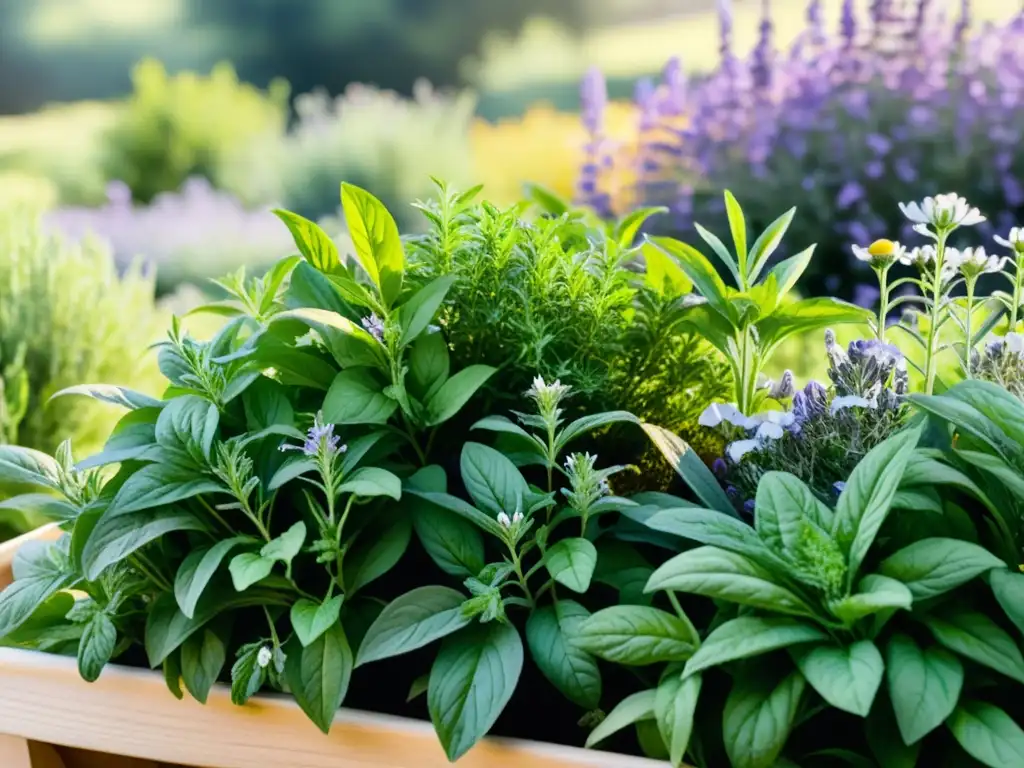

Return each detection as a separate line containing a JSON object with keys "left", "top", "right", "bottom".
{"left": 0, "top": 526, "right": 663, "bottom": 768}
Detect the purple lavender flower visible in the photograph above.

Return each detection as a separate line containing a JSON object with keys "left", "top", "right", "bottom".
{"left": 580, "top": 67, "right": 607, "bottom": 135}
{"left": 712, "top": 457, "right": 728, "bottom": 477}
{"left": 742, "top": 499, "right": 756, "bottom": 516}
{"left": 282, "top": 412, "right": 346, "bottom": 458}
{"left": 361, "top": 313, "right": 386, "bottom": 342}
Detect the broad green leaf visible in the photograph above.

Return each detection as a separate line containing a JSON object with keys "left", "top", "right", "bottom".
{"left": 947, "top": 701, "right": 1024, "bottom": 768}
{"left": 526, "top": 601, "right": 600, "bottom": 710}
{"left": 642, "top": 241, "right": 692, "bottom": 297}
{"left": 886, "top": 632, "right": 963, "bottom": 745}
{"left": 544, "top": 538, "right": 598, "bottom": 593}
{"left": 646, "top": 236, "right": 732, "bottom": 319}
{"left": 408, "top": 331, "right": 449, "bottom": 402}
{"left": 470, "top": 415, "right": 534, "bottom": 441}
{"left": 406, "top": 489, "right": 505, "bottom": 538}
{"left": 261, "top": 522, "right": 307, "bottom": 566}
{"left": 163, "top": 651, "right": 183, "bottom": 700}
{"left": 460, "top": 442, "right": 528, "bottom": 517}
{"left": 556, "top": 411, "right": 641, "bottom": 454}
{"left": 866, "top": 694, "right": 921, "bottom": 768}
{"left": 273, "top": 209, "right": 340, "bottom": 273}
{"left": 990, "top": 569, "right": 1024, "bottom": 636}
{"left": 267, "top": 456, "right": 317, "bottom": 491}
{"left": 341, "top": 510, "right": 412, "bottom": 595}
{"left": 767, "top": 245, "right": 815, "bottom": 295}
{"left": 285, "top": 623, "right": 353, "bottom": 733}
{"left": 341, "top": 182, "right": 404, "bottom": 306}
{"left": 107, "top": 462, "right": 224, "bottom": 517}
{"left": 291, "top": 595, "right": 345, "bottom": 648}
{"left": 943, "top": 379, "right": 1024, "bottom": 449}
{"left": 576, "top": 605, "right": 697, "bottom": 666}
{"left": 755, "top": 471, "right": 833, "bottom": 555}
{"left": 242, "top": 377, "right": 294, "bottom": 430}
{"left": 398, "top": 276, "right": 456, "bottom": 346}
{"left": 791, "top": 640, "right": 883, "bottom": 716}
{"left": 337, "top": 467, "right": 402, "bottom": 501}
{"left": 180, "top": 628, "right": 226, "bottom": 704}
{"left": 585, "top": 689, "right": 657, "bottom": 747}
{"left": 271, "top": 309, "right": 384, "bottom": 369}
{"left": 646, "top": 545, "right": 814, "bottom": 617}
{"left": 285, "top": 260, "right": 351, "bottom": 314}
{"left": 407, "top": 469, "right": 484, "bottom": 578}
{"left": 747, "top": 206, "right": 796, "bottom": 282}
{"left": 174, "top": 537, "right": 253, "bottom": 619}
{"left": 955, "top": 449, "right": 1024, "bottom": 504}
{"left": 723, "top": 668, "right": 805, "bottom": 768}
{"left": 77, "top": 610, "right": 116, "bottom": 682}
{"left": 50, "top": 384, "right": 163, "bottom": 410}
{"left": 82, "top": 506, "right": 205, "bottom": 581}
{"left": 356, "top": 586, "right": 470, "bottom": 666}
{"left": 428, "top": 621, "right": 523, "bottom": 762}
{"left": 229, "top": 553, "right": 274, "bottom": 592}
{"left": 757, "top": 297, "right": 870, "bottom": 351}
{"left": 338, "top": 431, "right": 395, "bottom": 475}
{"left": 879, "top": 538, "right": 1004, "bottom": 600}
{"left": 684, "top": 617, "right": 827, "bottom": 677}
{"left": 425, "top": 365, "right": 496, "bottom": 427}
{"left": 155, "top": 395, "right": 219, "bottom": 458}
{"left": 641, "top": 423, "right": 737, "bottom": 516}
{"left": 923, "top": 610, "right": 1024, "bottom": 684}
{"left": 0, "top": 494, "right": 75, "bottom": 524}
{"left": 655, "top": 672, "right": 702, "bottom": 767}
{"left": 834, "top": 427, "right": 921, "bottom": 578}
{"left": 322, "top": 370, "right": 397, "bottom": 425}
{"left": 828, "top": 574, "right": 913, "bottom": 624}
{"left": 907, "top": 394, "right": 1017, "bottom": 462}
{"left": 0, "top": 446, "right": 61, "bottom": 491}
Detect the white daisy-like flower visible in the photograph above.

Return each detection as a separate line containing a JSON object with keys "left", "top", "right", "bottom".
{"left": 901, "top": 245, "right": 935, "bottom": 269}
{"left": 899, "top": 193, "right": 986, "bottom": 232}
{"left": 726, "top": 439, "right": 761, "bottom": 463}
{"left": 994, "top": 227, "right": 1024, "bottom": 254}
{"left": 958, "top": 246, "right": 1009, "bottom": 279}
{"left": 754, "top": 421, "right": 785, "bottom": 440}
{"left": 852, "top": 239, "right": 906, "bottom": 268}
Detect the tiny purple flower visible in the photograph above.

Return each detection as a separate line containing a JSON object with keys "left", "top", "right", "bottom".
{"left": 281, "top": 412, "right": 347, "bottom": 458}
{"left": 832, "top": 481, "right": 847, "bottom": 497}
{"left": 712, "top": 457, "right": 728, "bottom": 477}
{"left": 361, "top": 313, "right": 385, "bottom": 343}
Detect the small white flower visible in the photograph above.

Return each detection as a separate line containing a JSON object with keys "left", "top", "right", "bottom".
{"left": 525, "top": 376, "right": 570, "bottom": 401}
{"left": 257, "top": 646, "right": 273, "bottom": 669}
{"left": 512, "top": 511, "right": 524, "bottom": 524}
{"left": 958, "top": 246, "right": 1009, "bottom": 278}
{"left": 899, "top": 193, "right": 985, "bottom": 231}
{"left": 497, "top": 512, "right": 512, "bottom": 529}
{"left": 726, "top": 439, "right": 760, "bottom": 463}
{"left": 994, "top": 227, "right": 1024, "bottom": 253}
{"left": 852, "top": 240, "right": 906, "bottom": 268}
{"left": 1008, "top": 333, "right": 1024, "bottom": 356}
{"left": 698, "top": 402, "right": 754, "bottom": 429}
{"left": 748, "top": 410, "right": 797, "bottom": 428}
{"left": 901, "top": 245, "right": 935, "bottom": 269}
{"left": 755, "top": 421, "right": 785, "bottom": 440}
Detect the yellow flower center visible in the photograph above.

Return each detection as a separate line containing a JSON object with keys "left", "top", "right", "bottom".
{"left": 868, "top": 239, "right": 895, "bottom": 257}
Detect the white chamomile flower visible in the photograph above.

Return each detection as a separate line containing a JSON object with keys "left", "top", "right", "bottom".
{"left": 852, "top": 239, "right": 905, "bottom": 269}
{"left": 994, "top": 227, "right": 1024, "bottom": 254}
{"left": 901, "top": 245, "right": 935, "bottom": 269}
{"left": 898, "top": 193, "right": 986, "bottom": 232}
{"left": 698, "top": 402, "right": 754, "bottom": 429}
{"left": 958, "top": 246, "right": 1009, "bottom": 279}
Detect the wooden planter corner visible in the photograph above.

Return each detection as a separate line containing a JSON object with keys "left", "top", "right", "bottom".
{"left": 0, "top": 526, "right": 665, "bottom": 768}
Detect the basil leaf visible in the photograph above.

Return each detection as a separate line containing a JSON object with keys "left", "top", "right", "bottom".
{"left": 356, "top": 586, "right": 469, "bottom": 666}
{"left": 577, "top": 606, "right": 697, "bottom": 666}
{"left": 886, "top": 632, "right": 963, "bottom": 745}
{"left": 174, "top": 537, "right": 253, "bottom": 619}
{"left": 525, "top": 600, "right": 601, "bottom": 710}
{"left": 723, "top": 668, "right": 805, "bottom": 768}
{"left": 947, "top": 700, "right": 1024, "bottom": 768}
{"left": 585, "top": 689, "right": 657, "bottom": 747}
{"left": 291, "top": 595, "right": 345, "bottom": 648}
{"left": 879, "top": 538, "right": 1004, "bottom": 599}
{"left": 285, "top": 623, "right": 353, "bottom": 734}
{"left": 791, "top": 640, "right": 883, "bottom": 716}
{"left": 425, "top": 365, "right": 496, "bottom": 427}
{"left": 543, "top": 537, "right": 597, "bottom": 593}
{"left": 654, "top": 671, "right": 702, "bottom": 767}
{"left": 684, "top": 617, "right": 826, "bottom": 676}
{"left": 181, "top": 628, "right": 227, "bottom": 704}
{"left": 322, "top": 369, "right": 397, "bottom": 425}
{"left": 923, "top": 609, "right": 1024, "bottom": 684}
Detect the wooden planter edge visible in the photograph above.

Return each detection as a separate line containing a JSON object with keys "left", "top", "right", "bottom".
{"left": 0, "top": 526, "right": 666, "bottom": 768}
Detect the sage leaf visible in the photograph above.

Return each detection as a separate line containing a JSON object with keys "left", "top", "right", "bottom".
{"left": 723, "top": 668, "right": 805, "bottom": 768}
{"left": 181, "top": 628, "right": 227, "bottom": 704}
{"left": 229, "top": 553, "right": 274, "bottom": 592}
{"left": 947, "top": 701, "right": 1024, "bottom": 768}
{"left": 77, "top": 611, "right": 117, "bottom": 683}
{"left": 684, "top": 617, "right": 827, "bottom": 677}
{"left": 791, "top": 640, "right": 883, "bottom": 716}
{"left": 923, "top": 609, "right": 1024, "bottom": 684}
{"left": 886, "top": 632, "right": 963, "bottom": 744}
{"left": 525, "top": 601, "right": 601, "bottom": 710}
{"left": 174, "top": 537, "right": 252, "bottom": 619}
{"left": 879, "top": 538, "right": 1004, "bottom": 599}
{"left": 291, "top": 595, "right": 345, "bottom": 648}
{"left": 990, "top": 569, "right": 1024, "bottom": 636}
{"left": 285, "top": 623, "right": 353, "bottom": 734}
{"left": 356, "top": 586, "right": 469, "bottom": 666}
{"left": 646, "top": 545, "right": 815, "bottom": 618}
{"left": 322, "top": 370, "right": 397, "bottom": 425}
{"left": 82, "top": 506, "right": 205, "bottom": 581}
{"left": 577, "top": 605, "right": 697, "bottom": 666}
{"left": 460, "top": 442, "right": 529, "bottom": 517}
{"left": 425, "top": 365, "right": 496, "bottom": 427}
{"left": 544, "top": 538, "right": 598, "bottom": 593}
{"left": 585, "top": 689, "right": 657, "bottom": 748}
{"left": 337, "top": 467, "right": 402, "bottom": 500}
{"left": 428, "top": 621, "right": 524, "bottom": 761}
{"left": 655, "top": 672, "right": 702, "bottom": 767}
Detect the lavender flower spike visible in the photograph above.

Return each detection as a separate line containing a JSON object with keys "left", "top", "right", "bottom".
{"left": 281, "top": 411, "right": 347, "bottom": 458}
{"left": 361, "top": 313, "right": 386, "bottom": 343}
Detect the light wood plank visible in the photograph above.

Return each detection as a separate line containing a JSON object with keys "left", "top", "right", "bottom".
{"left": 58, "top": 746, "right": 161, "bottom": 768}
{"left": 0, "top": 734, "right": 32, "bottom": 768}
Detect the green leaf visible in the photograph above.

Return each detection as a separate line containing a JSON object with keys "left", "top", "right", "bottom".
{"left": 356, "top": 586, "right": 470, "bottom": 666}
{"left": 723, "top": 190, "right": 748, "bottom": 273}
{"left": 886, "top": 632, "right": 963, "bottom": 745}
{"left": 757, "top": 297, "right": 870, "bottom": 351}
{"left": 271, "top": 309, "right": 384, "bottom": 369}
{"left": 428, "top": 621, "right": 524, "bottom": 762}
{"left": 273, "top": 209, "right": 340, "bottom": 274}
{"left": 544, "top": 538, "right": 597, "bottom": 594}
{"left": 291, "top": 596, "right": 345, "bottom": 648}
{"left": 82, "top": 506, "right": 206, "bottom": 581}
{"left": 50, "top": 384, "right": 163, "bottom": 410}
{"left": 341, "top": 182, "right": 404, "bottom": 306}
{"left": 107, "top": 462, "right": 224, "bottom": 517}
{"left": 408, "top": 473, "right": 485, "bottom": 578}
{"left": 879, "top": 538, "right": 1004, "bottom": 600}
{"left": 398, "top": 276, "right": 456, "bottom": 346}
{"left": 337, "top": 467, "right": 402, "bottom": 501}
{"left": 585, "top": 689, "right": 657, "bottom": 747}
{"left": 425, "top": 365, "right": 496, "bottom": 427}
{"left": 827, "top": 574, "right": 913, "bottom": 624}
{"left": 866, "top": 694, "right": 921, "bottom": 768}
{"left": 155, "top": 395, "right": 219, "bottom": 458}
{"left": 655, "top": 672, "right": 702, "bottom": 767}
{"left": 943, "top": 379, "right": 1024, "bottom": 448}
{"left": 526, "top": 601, "right": 601, "bottom": 710}
{"left": 833, "top": 427, "right": 921, "bottom": 577}
{"left": 322, "top": 369, "right": 397, "bottom": 425}
{"left": 342, "top": 510, "right": 412, "bottom": 595}
{"left": 616, "top": 206, "right": 667, "bottom": 248}
{"left": 646, "top": 545, "right": 815, "bottom": 617}
{"left": 990, "top": 569, "right": 1024, "bottom": 636}
{"left": 947, "top": 701, "right": 1024, "bottom": 768}
{"left": 556, "top": 410, "right": 641, "bottom": 454}
{"left": 641, "top": 423, "right": 737, "bottom": 517}
{"left": 0, "top": 445, "right": 61, "bottom": 491}
{"left": 408, "top": 331, "right": 449, "bottom": 402}
{"left": 174, "top": 537, "right": 252, "bottom": 619}
{"left": 642, "top": 242, "right": 692, "bottom": 296}
{"left": 766, "top": 245, "right": 815, "bottom": 295}
{"left": 723, "top": 668, "right": 805, "bottom": 768}
{"left": 646, "top": 236, "right": 732, "bottom": 319}
{"left": 755, "top": 471, "right": 834, "bottom": 554}
{"left": 230, "top": 644, "right": 266, "bottom": 705}
{"left": 747, "top": 206, "right": 796, "bottom": 283}
{"left": 693, "top": 220, "right": 743, "bottom": 286}
{"left": 460, "top": 442, "right": 528, "bottom": 517}
{"left": 180, "top": 628, "right": 226, "bottom": 704}
{"left": 229, "top": 553, "right": 274, "bottom": 591}
{"left": 163, "top": 651, "right": 184, "bottom": 700}
{"left": 684, "top": 617, "right": 827, "bottom": 677}
{"left": 791, "top": 640, "right": 883, "bottom": 716}
{"left": 242, "top": 377, "right": 294, "bottom": 430}
{"left": 77, "top": 611, "right": 117, "bottom": 682}
{"left": 285, "top": 623, "right": 353, "bottom": 734}
{"left": 406, "top": 489, "right": 505, "bottom": 539}
{"left": 267, "top": 456, "right": 317, "bottom": 491}
{"left": 923, "top": 609, "right": 1024, "bottom": 684}
{"left": 285, "top": 260, "right": 351, "bottom": 314}
{"left": 577, "top": 605, "right": 697, "bottom": 666}
{"left": 907, "top": 393, "right": 1018, "bottom": 462}
{"left": 261, "top": 522, "right": 307, "bottom": 566}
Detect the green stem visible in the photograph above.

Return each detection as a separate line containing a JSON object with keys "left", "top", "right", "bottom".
{"left": 197, "top": 496, "right": 237, "bottom": 537}
{"left": 875, "top": 265, "right": 890, "bottom": 344}
{"left": 1012, "top": 256, "right": 1024, "bottom": 332}
{"left": 509, "top": 544, "right": 535, "bottom": 607}
{"left": 965, "top": 277, "right": 977, "bottom": 378}
{"left": 333, "top": 495, "right": 357, "bottom": 593}
{"left": 667, "top": 591, "right": 700, "bottom": 642}
{"left": 923, "top": 233, "right": 948, "bottom": 395}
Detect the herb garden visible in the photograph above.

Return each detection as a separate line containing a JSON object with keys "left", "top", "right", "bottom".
{"left": 2, "top": 2, "right": 1024, "bottom": 768}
